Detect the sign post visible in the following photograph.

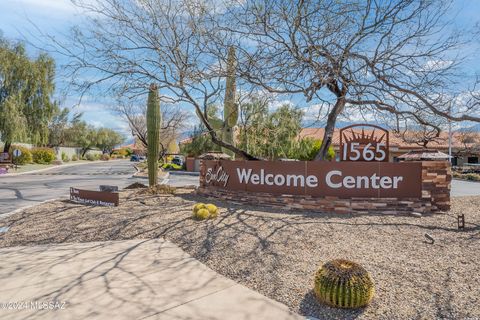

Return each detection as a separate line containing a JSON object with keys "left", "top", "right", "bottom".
{"left": 12, "top": 149, "right": 22, "bottom": 170}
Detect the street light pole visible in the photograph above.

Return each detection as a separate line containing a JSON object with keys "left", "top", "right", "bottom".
{"left": 448, "top": 101, "right": 452, "bottom": 164}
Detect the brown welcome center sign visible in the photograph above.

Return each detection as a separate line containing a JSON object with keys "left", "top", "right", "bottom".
{"left": 202, "top": 160, "right": 422, "bottom": 198}
{"left": 70, "top": 187, "right": 119, "bottom": 206}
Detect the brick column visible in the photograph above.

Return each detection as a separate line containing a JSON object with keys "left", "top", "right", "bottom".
{"left": 421, "top": 161, "right": 451, "bottom": 211}
{"left": 199, "top": 160, "right": 206, "bottom": 187}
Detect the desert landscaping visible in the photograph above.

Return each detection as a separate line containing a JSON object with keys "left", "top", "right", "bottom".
{"left": 1, "top": 187, "right": 478, "bottom": 319}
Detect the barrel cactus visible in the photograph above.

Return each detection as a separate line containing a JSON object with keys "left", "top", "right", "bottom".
{"left": 146, "top": 83, "right": 161, "bottom": 187}
{"left": 205, "top": 204, "right": 219, "bottom": 218}
{"left": 194, "top": 208, "right": 210, "bottom": 220}
{"left": 193, "top": 203, "right": 206, "bottom": 214}
{"left": 192, "top": 203, "right": 219, "bottom": 220}
{"left": 314, "top": 259, "right": 374, "bottom": 309}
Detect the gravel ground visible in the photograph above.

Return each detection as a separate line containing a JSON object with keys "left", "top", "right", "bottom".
{"left": 0, "top": 190, "right": 479, "bottom": 319}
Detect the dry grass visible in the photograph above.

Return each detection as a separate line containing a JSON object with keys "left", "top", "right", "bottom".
{"left": 0, "top": 191, "right": 478, "bottom": 319}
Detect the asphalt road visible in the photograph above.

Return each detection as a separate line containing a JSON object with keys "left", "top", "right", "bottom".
{"left": 0, "top": 160, "right": 139, "bottom": 215}
{"left": 162, "top": 172, "right": 200, "bottom": 187}
{"left": 451, "top": 179, "right": 480, "bottom": 197}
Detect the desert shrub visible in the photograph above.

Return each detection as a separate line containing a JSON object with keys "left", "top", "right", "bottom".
{"left": 31, "top": 148, "right": 56, "bottom": 164}
{"left": 61, "top": 152, "right": 70, "bottom": 162}
{"left": 71, "top": 154, "right": 78, "bottom": 161}
{"left": 465, "top": 173, "right": 480, "bottom": 181}
{"left": 116, "top": 147, "right": 132, "bottom": 157}
{"left": 86, "top": 153, "right": 95, "bottom": 161}
{"left": 452, "top": 171, "right": 462, "bottom": 178}
{"left": 100, "top": 154, "right": 110, "bottom": 161}
{"left": 9, "top": 145, "right": 32, "bottom": 165}
{"left": 94, "top": 153, "right": 101, "bottom": 160}
{"left": 314, "top": 259, "right": 375, "bottom": 308}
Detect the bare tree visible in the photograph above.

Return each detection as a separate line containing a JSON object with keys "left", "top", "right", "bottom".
{"left": 42, "top": 0, "right": 260, "bottom": 160}
{"left": 112, "top": 101, "right": 189, "bottom": 158}
{"left": 455, "top": 128, "right": 480, "bottom": 157}
{"left": 213, "top": 0, "right": 480, "bottom": 159}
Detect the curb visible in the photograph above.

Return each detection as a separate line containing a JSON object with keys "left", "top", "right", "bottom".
{"left": 168, "top": 171, "right": 200, "bottom": 177}
{"left": 133, "top": 172, "right": 170, "bottom": 181}
{"left": 0, "top": 159, "right": 125, "bottom": 177}
{"left": 453, "top": 178, "right": 480, "bottom": 184}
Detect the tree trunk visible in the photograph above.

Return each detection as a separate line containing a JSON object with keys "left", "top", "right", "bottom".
{"left": 81, "top": 148, "right": 89, "bottom": 157}
{"left": 314, "top": 97, "right": 346, "bottom": 161}
{"left": 3, "top": 142, "right": 11, "bottom": 153}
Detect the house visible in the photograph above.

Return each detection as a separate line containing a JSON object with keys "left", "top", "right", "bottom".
{"left": 300, "top": 128, "right": 480, "bottom": 165}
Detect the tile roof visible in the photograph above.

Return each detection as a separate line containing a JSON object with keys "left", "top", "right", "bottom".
{"left": 299, "top": 127, "right": 479, "bottom": 150}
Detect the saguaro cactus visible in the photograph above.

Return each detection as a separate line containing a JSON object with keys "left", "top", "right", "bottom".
{"left": 147, "top": 83, "right": 161, "bottom": 187}
{"left": 222, "top": 46, "right": 238, "bottom": 158}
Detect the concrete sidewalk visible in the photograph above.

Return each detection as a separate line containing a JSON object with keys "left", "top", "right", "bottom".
{"left": 0, "top": 239, "right": 303, "bottom": 320}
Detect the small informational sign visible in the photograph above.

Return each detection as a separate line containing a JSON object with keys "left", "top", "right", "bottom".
{"left": 13, "top": 149, "right": 22, "bottom": 158}
{"left": 340, "top": 124, "right": 389, "bottom": 162}
{"left": 0, "top": 152, "right": 11, "bottom": 164}
{"left": 70, "top": 187, "right": 119, "bottom": 207}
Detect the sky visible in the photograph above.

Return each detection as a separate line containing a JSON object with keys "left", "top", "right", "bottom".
{"left": 1, "top": 0, "right": 480, "bottom": 138}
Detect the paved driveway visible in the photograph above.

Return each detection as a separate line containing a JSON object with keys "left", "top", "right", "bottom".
{"left": 0, "top": 160, "right": 139, "bottom": 216}
{"left": 451, "top": 179, "right": 480, "bottom": 196}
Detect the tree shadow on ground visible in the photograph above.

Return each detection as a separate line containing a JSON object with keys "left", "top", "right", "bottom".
{"left": 298, "top": 290, "right": 365, "bottom": 320}
{"left": 0, "top": 189, "right": 478, "bottom": 319}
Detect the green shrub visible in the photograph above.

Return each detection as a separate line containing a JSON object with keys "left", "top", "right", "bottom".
{"left": 31, "top": 148, "right": 56, "bottom": 164}
{"left": 100, "top": 154, "right": 110, "bottom": 161}
{"left": 9, "top": 145, "right": 32, "bottom": 165}
{"left": 61, "top": 152, "right": 70, "bottom": 162}
{"left": 94, "top": 153, "right": 101, "bottom": 160}
{"left": 71, "top": 154, "right": 78, "bottom": 161}
{"left": 161, "top": 163, "right": 182, "bottom": 170}
{"left": 314, "top": 259, "right": 375, "bottom": 309}
{"left": 86, "top": 153, "right": 95, "bottom": 161}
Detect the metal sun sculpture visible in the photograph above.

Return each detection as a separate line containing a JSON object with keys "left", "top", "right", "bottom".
{"left": 340, "top": 124, "right": 390, "bottom": 162}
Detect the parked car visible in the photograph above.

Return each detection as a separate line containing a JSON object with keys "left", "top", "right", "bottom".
{"left": 130, "top": 155, "right": 140, "bottom": 162}
{"left": 171, "top": 157, "right": 183, "bottom": 166}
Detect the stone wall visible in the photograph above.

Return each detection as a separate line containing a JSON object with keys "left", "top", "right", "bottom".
{"left": 197, "top": 160, "right": 451, "bottom": 214}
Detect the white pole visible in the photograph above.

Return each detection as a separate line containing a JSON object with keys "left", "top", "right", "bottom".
{"left": 448, "top": 101, "right": 452, "bottom": 164}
